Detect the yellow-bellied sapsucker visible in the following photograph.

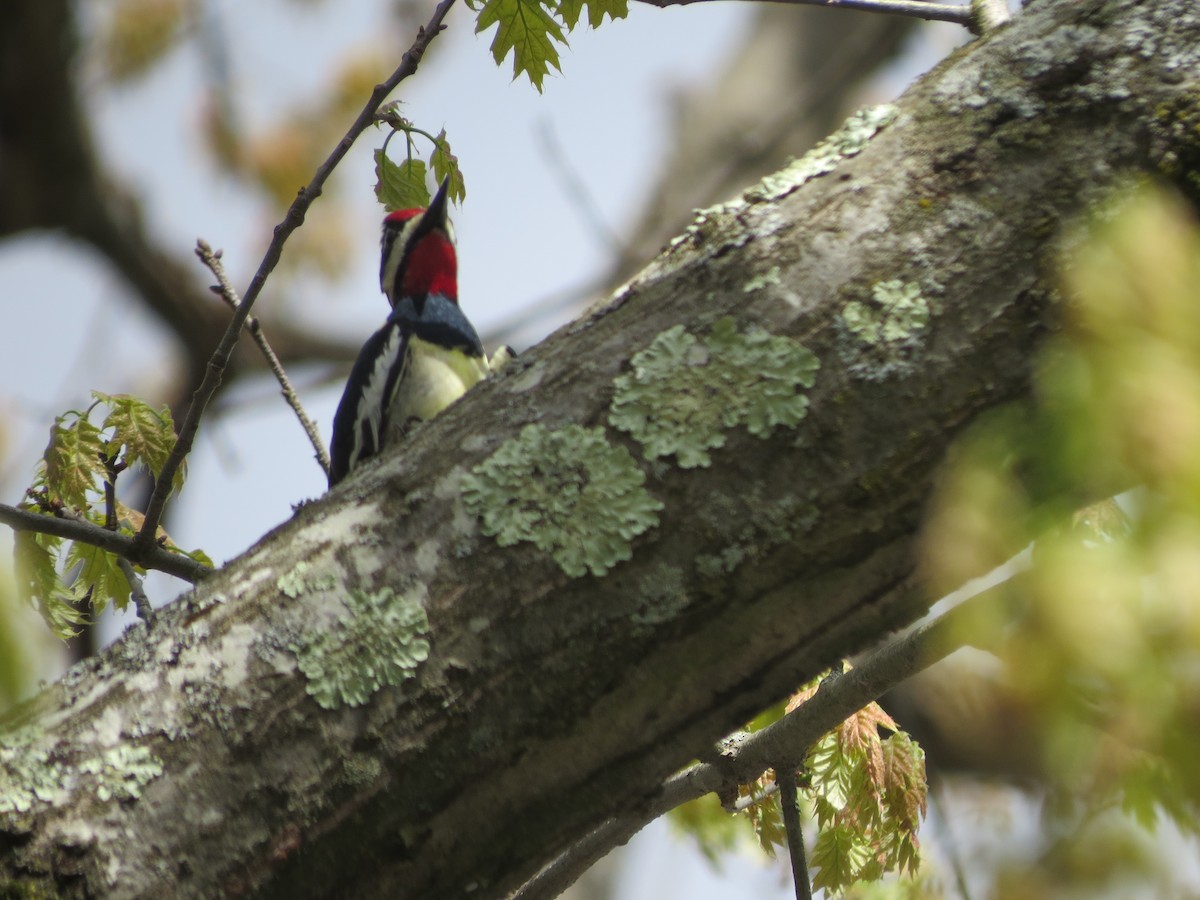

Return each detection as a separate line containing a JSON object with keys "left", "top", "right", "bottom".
{"left": 328, "top": 178, "right": 510, "bottom": 486}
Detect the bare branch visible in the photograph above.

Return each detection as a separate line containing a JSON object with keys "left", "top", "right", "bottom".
{"left": 115, "top": 556, "right": 154, "bottom": 623}
{"left": 779, "top": 771, "right": 812, "bottom": 900}
{"left": 195, "top": 239, "right": 332, "bottom": 479}
{"left": 0, "top": 502, "right": 211, "bottom": 584}
{"left": 135, "top": 0, "right": 458, "bottom": 554}
{"left": 634, "top": 0, "right": 976, "bottom": 29}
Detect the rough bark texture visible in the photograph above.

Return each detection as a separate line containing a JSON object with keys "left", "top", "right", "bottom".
{"left": 3, "top": 0, "right": 1199, "bottom": 897}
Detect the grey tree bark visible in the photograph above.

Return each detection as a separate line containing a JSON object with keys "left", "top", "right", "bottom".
{"left": 2, "top": 0, "right": 1199, "bottom": 897}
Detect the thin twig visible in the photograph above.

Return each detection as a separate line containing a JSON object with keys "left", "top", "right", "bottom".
{"left": 195, "top": 239, "right": 332, "bottom": 478}
{"left": 116, "top": 556, "right": 154, "bottom": 623}
{"left": 0, "top": 502, "right": 211, "bottom": 584}
{"left": 511, "top": 580, "right": 1006, "bottom": 900}
{"left": 779, "top": 771, "right": 811, "bottom": 900}
{"left": 636, "top": 0, "right": 975, "bottom": 29}
{"left": 103, "top": 476, "right": 118, "bottom": 532}
{"left": 535, "top": 119, "right": 624, "bottom": 255}
{"left": 136, "top": 0, "right": 458, "bottom": 554}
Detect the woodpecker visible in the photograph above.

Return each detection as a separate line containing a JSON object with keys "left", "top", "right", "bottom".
{"left": 328, "top": 177, "right": 508, "bottom": 487}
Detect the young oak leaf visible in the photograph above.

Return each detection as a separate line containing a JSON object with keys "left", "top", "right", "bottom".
{"left": 475, "top": 0, "right": 564, "bottom": 91}
{"left": 96, "top": 392, "right": 182, "bottom": 492}
{"left": 881, "top": 731, "right": 927, "bottom": 868}
{"left": 66, "top": 540, "right": 132, "bottom": 616}
{"left": 810, "top": 822, "right": 873, "bottom": 894}
{"left": 742, "top": 775, "right": 786, "bottom": 856}
{"left": 43, "top": 413, "right": 107, "bottom": 509}
{"left": 13, "top": 531, "right": 85, "bottom": 639}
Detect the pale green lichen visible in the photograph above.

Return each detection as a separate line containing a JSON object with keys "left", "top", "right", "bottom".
{"left": 839, "top": 280, "right": 932, "bottom": 382}
{"left": 842, "top": 280, "right": 930, "bottom": 346}
{"left": 0, "top": 727, "right": 61, "bottom": 816}
{"left": 629, "top": 565, "right": 691, "bottom": 627}
{"left": 293, "top": 586, "right": 431, "bottom": 709}
{"left": 749, "top": 104, "right": 899, "bottom": 201}
{"left": 80, "top": 745, "right": 163, "bottom": 802}
{"left": 277, "top": 561, "right": 337, "bottom": 600}
{"left": 695, "top": 546, "right": 749, "bottom": 580}
{"left": 609, "top": 317, "right": 820, "bottom": 468}
{"left": 461, "top": 424, "right": 663, "bottom": 578}
{"left": 743, "top": 268, "right": 783, "bottom": 293}
{"left": 277, "top": 562, "right": 311, "bottom": 599}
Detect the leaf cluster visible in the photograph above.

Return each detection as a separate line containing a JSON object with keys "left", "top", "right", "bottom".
{"left": 802, "top": 694, "right": 926, "bottom": 894}
{"left": 469, "top": 0, "right": 629, "bottom": 90}
{"left": 669, "top": 674, "right": 927, "bottom": 895}
{"left": 16, "top": 392, "right": 211, "bottom": 638}
{"left": 374, "top": 111, "right": 466, "bottom": 212}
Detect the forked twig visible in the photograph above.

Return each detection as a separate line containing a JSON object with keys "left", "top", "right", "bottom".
{"left": 195, "top": 240, "right": 332, "bottom": 478}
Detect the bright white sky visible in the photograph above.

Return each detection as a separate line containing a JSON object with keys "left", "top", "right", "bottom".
{"left": 0, "top": 0, "right": 969, "bottom": 895}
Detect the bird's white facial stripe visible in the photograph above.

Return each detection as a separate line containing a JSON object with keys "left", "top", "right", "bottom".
{"left": 381, "top": 217, "right": 420, "bottom": 296}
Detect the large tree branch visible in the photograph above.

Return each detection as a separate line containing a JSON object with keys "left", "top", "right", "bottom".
{"left": 0, "top": 1, "right": 1195, "bottom": 897}
{"left": 514, "top": 579, "right": 995, "bottom": 899}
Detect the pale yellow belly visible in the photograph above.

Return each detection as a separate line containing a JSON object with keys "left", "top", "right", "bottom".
{"left": 386, "top": 338, "right": 489, "bottom": 440}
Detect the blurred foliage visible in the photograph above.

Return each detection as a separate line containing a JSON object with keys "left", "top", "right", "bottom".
{"left": 924, "top": 182, "right": 1200, "bottom": 891}
{"left": 0, "top": 574, "right": 36, "bottom": 713}
{"left": 669, "top": 670, "right": 927, "bottom": 896}
{"left": 17, "top": 393, "right": 211, "bottom": 639}
{"left": 99, "top": 0, "right": 188, "bottom": 82}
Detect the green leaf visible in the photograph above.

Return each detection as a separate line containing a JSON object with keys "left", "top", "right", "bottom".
{"left": 43, "top": 412, "right": 106, "bottom": 509}
{"left": 13, "top": 530, "right": 85, "bottom": 640}
{"left": 375, "top": 150, "right": 429, "bottom": 211}
{"left": 430, "top": 129, "right": 466, "bottom": 204}
{"left": 557, "top": 0, "right": 627, "bottom": 30}
{"left": 747, "top": 789, "right": 786, "bottom": 856}
{"left": 177, "top": 545, "right": 215, "bottom": 568}
{"left": 881, "top": 731, "right": 927, "bottom": 837}
{"left": 807, "top": 730, "right": 855, "bottom": 813}
{"left": 811, "top": 823, "right": 872, "bottom": 894}
{"left": 475, "top": 0, "right": 564, "bottom": 91}
{"left": 97, "top": 392, "right": 180, "bottom": 491}
{"left": 66, "top": 541, "right": 131, "bottom": 616}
